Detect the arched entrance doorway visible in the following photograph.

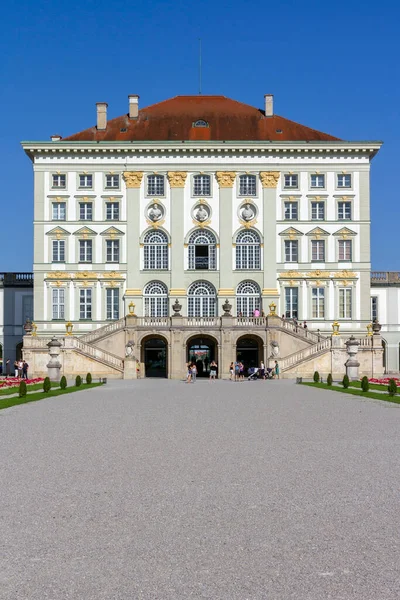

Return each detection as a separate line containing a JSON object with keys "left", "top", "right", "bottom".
{"left": 142, "top": 337, "right": 168, "bottom": 378}
{"left": 187, "top": 335, "right": 217, "bottom": 377}
{"left": 236, "top": 336, "right": 263, "bottom": 373}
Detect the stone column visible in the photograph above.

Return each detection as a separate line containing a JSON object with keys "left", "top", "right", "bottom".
{"left": 216, "top": 172, "right": 236, "bottom": 297}
{"left": 168, "top": 172, "right": 187, "bottom": 308}
{"left": 47, "top": 337, "right": 62, "bottom": 381}
{"left": 123, "top": 171, "right": 143, "bottom": 314}
{"left": 345, "top": 335, "right": 360, "bottom": 380}
{"left": 260, "top": 172, "right": 280, "bottom": 311}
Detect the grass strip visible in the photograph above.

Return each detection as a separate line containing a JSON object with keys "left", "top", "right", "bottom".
{"left": 0, "top": 382, "right": 58, "bottom": 396}
{"left": 348, "top": 381, "right": 398, "bottom": 392}
{"left": 301, "top": 382, "right": 400, "bottom": 404}
{"left": 0, "top": 383, "right": 103, "bottom": 411}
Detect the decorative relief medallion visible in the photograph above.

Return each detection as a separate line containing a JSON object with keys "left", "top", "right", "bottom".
{"left": 260, "top": 171, "right": 280, "bottom": 188}
{"left": 167, "top": 172, "right": 187, "bottom": 187}
{"left": 147, "top": 202, "right": 164, "bottom": 222}
{"left": 215, "top": 171, "right": 236, "bottom": 188}
{"left": 123, "top": 171, "right": 143, "bottom": 188}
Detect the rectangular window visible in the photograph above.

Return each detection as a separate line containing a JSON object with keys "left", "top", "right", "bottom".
{"left": 339, "top": 288, "right": 352, "bottom": 319}
{"left": 79, "top": 288, "right": 92, "bottom": 320}
{"left": 79, "top": 239, "right": 92, "bottom": 263}
{"left": 52, "top": 240, "right": 65, "bottom": 262}
{"left": 22, "top": 295, "right": 34, "bottom": 322}
{"left": 105, "top": 174, "right": 119, "bottom": 189}
{"left": 312, "top": 288, "right": 325, "bottom": 318}
{"left": 338, "top": 239, "right": 352, "bottom": 261}
{"left": 284, "top": 202, "right": 298, "bottom": 220}
{"left": 106, "top": 288, "right": 120, "bottom": 320}
{"left": 239, "top": 175, "right": 256, "bottom": 196}
{"left": 193, "top": 174, "right": 211, "bottom": 196}
{"left": 52, "top": 288, "right": 65, "bottom": 320}
{"left": 79, "top": 202, "right": 93, "bottom": 221}
{"left": 311, "top": 201, "right": 325, "bottom": 220}
{"left": 52, "top": 174, "right": 66, "bottom": 188}
{"left": 284, "top": 240, "right": 298, "bottom": 262}
{"left": 371, "top": 296, "right": 378, "bottom": 321}
{"left": 284, "top": 174, "right": 298, "bottom": 188}
{"left": 310, "top": 174, "right": 325, "bottom": 188}
{"left": 147, "top": 175, "right": 165, "bottom": 196}
{"left": 106, "top": 202, "right": 119, "bottom": 220}
{"left": 52, "top": 202, "right": 66, "bottom": 220}
{"left": 285, "top": 287, "right": 298, "bottom": 319}
{"left": 338, "top": 202, "right": 352, "bottom": 220}
{"left": 337, "top": 174, "right": 351, "bottom": 188}
{"left": 311, "top": 240, "right": 325, "bottom": 261}
{"left": 106, "top": 240, "right": 119, "bottom": 263}
{"left": 79, "top": 174, "right": 93, "bottom": 188}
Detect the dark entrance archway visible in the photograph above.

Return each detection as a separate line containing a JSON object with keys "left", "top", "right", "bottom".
{"left": 187, "top": 335, "right": 217, "bottom": 377}
{"left": 142, "top": 337, "right": 168, "bottom": 378}
{"left": 236, "top": 336, "right": 263, "bottom": 373}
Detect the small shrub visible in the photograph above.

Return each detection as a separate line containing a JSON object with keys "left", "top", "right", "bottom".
{"left": 313, "top": 371, "right": 320, "bottom": 383}
{"left": 43, "top": 377, "right": 51, "bottom": 393}
{"left": 75, "top": 375, "right": 82, "bottom": 387}
{"left": 19, "top": 381, "right": 27, "bottom": 398}
{"left": 342, "top": 374, "right": 350, "bottom": 389}
{"left": 60, "top": 376, "right": 67, "bottom": 390}
{"left": 361, "top": 376, "right": 370, "bottom": 393}
{"left": 327, "top": 373, "right": 333, "bottom": 386}
{"left": 388, "top": 378, "right": 398, "bottom": 397}
{"left": 86, "top": 372, "right": 92, "bottom": 385}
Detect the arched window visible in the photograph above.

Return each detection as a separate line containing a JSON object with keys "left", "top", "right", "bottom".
{"left": 143, "top": 230, "right": 168, "bottom": 270}
{"left": 239, "top": 174, "right": 256, "bottom": 196}
{"left": 144, "top": 281, "right": 168, "bottom": 317}
{"left": 237, "top": 281, "right": 261, "bottom": 317}
{"left": 193, "top": 119, "right": 209, "bottom": 128}
{"left": 235, "top": 229, "right": 261, "bottom": 269}
{"left": 188, "top": 281, "right": 217, "bottom": 317}
{"left": 188, "top": 229, "right": 216, "bottom": 270}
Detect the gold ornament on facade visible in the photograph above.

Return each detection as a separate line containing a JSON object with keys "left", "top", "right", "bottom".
{"left": 146, "top": 218, "right": 165, "bottom": 229}
{"left": 167, "top": 172, "right": 187, "bottom": 187}
{"left": 366, "top": 323, "right": 373, "bottom": 337}
{"left": 102, "top": 271, "right": 123, "bottom": 279}
{"left": 215, "top": 172, "right": 236, "bottom": 188}
{"left": 268, "top": 301, "right": 277, "bottom": 316}
{"left": 260, "top": 171, "right": 280, "bottom": 188}
{"left": 332, "top": 321, "right": 340, "bottom": 336}
{"left": 239, "top": 217, "right": 258, "bottom": 229}
{"left": 123, "top": 171, "right": 143, "bottom": 188}
{"left": 306, "top": 270, "right": 329, "bottom": 278}
{"left": 75, "top": 271, "right": 97, "bottom": 279}
{"left": 47, "top": 271, "right": 71, "bottom": 279}
{"left": 333, "top": 270, "right": 357, "bottom": 279}
{"left": 280, "top": 270, "right": 303, "bottom": 278}
{"left": 192, "top": 218, "right": 211, "bottom": 229}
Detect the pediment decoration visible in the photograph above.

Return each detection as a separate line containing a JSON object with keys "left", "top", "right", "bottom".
{"left": 46, "top": 271, "right": 72, "bottom": 279}
{"left": 333, "top": 270, "right": 357, "bottom": 279}
{"left": 100, "top": 227, "right": 124, "bottom": 238}
{"left": 279, "top": 270, "right": 304, "bottom": 278}
{"left": 73, "top": 227, "right": 97, "bottom": 238}
{"left": 306, "top": 227, "right": 330, "bottom": 238}
{"left": 333, "top": 227, "right": 357, "bottom": 239}
{"left": 305, "top": 270, "right": 330, "bottom": 278}
{"left": 46, "top": 227, "right": 71, "bottom": 239}
{"left": 74, "top": 271, "right": 98, "bottom": 280}
{"left": 279, "top": 227, "right": 303, "bottom": 240}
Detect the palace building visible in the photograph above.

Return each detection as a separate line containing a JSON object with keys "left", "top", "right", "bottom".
{"left": 21, "top": 93, "right": 385, "bottom": 379}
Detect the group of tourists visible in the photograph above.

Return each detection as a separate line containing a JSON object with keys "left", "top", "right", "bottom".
{"left": 186, "top": 360, "right": 218, "bottom": 383}
{"left": 1, "top": 359, "right": 29, "bottom": 379}
{"left": 229, "top": 360, "right": 280, "bottom": 381}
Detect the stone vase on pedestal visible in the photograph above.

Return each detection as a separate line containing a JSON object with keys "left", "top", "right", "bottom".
{"left": 345, "top": 335, "right": 360, "bottom": 380}
{"left": 47, "top": 337, "right": 62, "bottom": 381}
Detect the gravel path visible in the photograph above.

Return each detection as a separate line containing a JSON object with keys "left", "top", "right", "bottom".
{"left": 1, "top": 379, "right": 399, "bottom": 600}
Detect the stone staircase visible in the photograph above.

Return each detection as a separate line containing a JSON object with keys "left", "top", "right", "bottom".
{"left": 80, "top": 318, "right": 125, "bottom": 344}
{"left": 69, "top": 338, "right": 124, "bottom": 373}
{"left": 280, "top": 339, "right": 331, "bottom": 373}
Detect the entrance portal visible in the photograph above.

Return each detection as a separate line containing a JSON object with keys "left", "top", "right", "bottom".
{"left": 187, "top": 336, "right": 217, "bottom": 377}
{"left": 236, "top": 337, "right": 261, "bottom": 373}
{"left": 143, "top": 338, "right": 167, "bottom": 378}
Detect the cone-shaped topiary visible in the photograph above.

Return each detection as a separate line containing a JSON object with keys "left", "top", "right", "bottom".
{"left": 19, "top": 380, "right": 27, "bottom": 398}
{"left": 342, "top": 374, "right": 350, "bottom": 389}
{"left": 60, "top": 376, "right": 67, "bottom": 390}
{"left": 86, "top": 373, "right": 92, "bottom": 385}
{"left": 43, "top": 377, "right": 51, "bottom": 393}
{"left": 327, "top": 373, "right": 333, "bottom": 386}
{"left": 388, "top": 378, "right": 398, "bottom": 397}
{"left": 75, "top": 375, "right": 82, "bottom": 387}
{"left": 361, "top": 376, "right": 369, "bottom": 393}
{"left": 313, "top": 371, "right": 320, "bottom": 383}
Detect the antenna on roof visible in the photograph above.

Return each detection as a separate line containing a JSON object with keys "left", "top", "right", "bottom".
{"left": 198, "top": 38, "right": 202, "bottom": 95}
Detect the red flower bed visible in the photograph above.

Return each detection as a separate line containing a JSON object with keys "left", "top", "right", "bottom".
{"left": 0, "top": 377, "right": 44, "bottom": 389}
{"left": 368, "top": 377, "right": 400, "bottom": 386}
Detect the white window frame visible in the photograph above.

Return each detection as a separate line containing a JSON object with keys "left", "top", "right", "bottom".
{"left": 339, "top": 288, "right": 352, "bottom": 319}
{"left": 79, "top": 288, "right": 92, "bottom": 320}
{"left": 106, "top": 288, "right": 120, "bottom": 320}
{"left": 106, "top": 202, "right": 120, "bottom": 221}
{"left": 284, "top": 240, "right": 298, "bottom": 263}
{"left": 79, "top": 174, "right": 93, "bottom": 189}
{"left": 188, "top": 229, "right": 217, "bottom": 270}
{"left": 311, "top": 240, "right": 325, "bottom": 262}
{"left": 371, "top": 296, "right": 379, "bottom": 321}
{"left": 238, "top": 174, "right": 257, "bottom": 196}
{"left": 79, "top": 202, "right": 93, "bottom": 221}
{"left": 52, "top": 174, "right": 66, "bottom": 189}
{"left": 147, "top": 174, "right": 165, "bottom": 196}
{"left": 52, "top": 288, "right": 65, "bottom": 320}
{"left": 79, "top": 239, "right": 92, "bottom": 263}
{"left": 106, "top": 239, "right": 120, "bottom": 263}
{"left": 338, "top": 202, "right": 352, "bottom": 220}
{"left": 187, "top": 281, "right": 217, "bottom": 317}
{"left": 52, "top": 239, "right": 65, "bottom": 263}
{"left": 337, "top": 174, "right": 352, "bottom": 188}
{"left": 52, "top": 202, "right": 66, "bottom": 221}
{"left": 144, "top": 281, "right": 168, "bottom": 317}
{"left": 338, "top": 239, "right": 352, "bottom": 261}
{"left": 193, "top": 174, "right": 211, "bottom": 196}
{"left": 311, "top": 201, "right": 325, "bottom": 220}
{"left": 284, "top": 174, "right": 298, "bottom": 189}
{"left": 284, "top": 202, "right": 298, "bottom": 220}
{"left": 312, "top": 288, "right": 325, "bottom": 319}
{"left": 105, "top": 174, "right": 120, "bottom": 189}
{"left": 310, "top": 174, "right": 325, "bottom": 189}
{"left": 235, "top": 230, "right": 261, "bottom": 270}
{"left": 285, "top": 287, "right": 299, "bottom": 319}
{"left": 143, "top": 230, "right": 168, "bottom": 270}
{"left": 236, "top": 281, "right": 261, "bottom": 317}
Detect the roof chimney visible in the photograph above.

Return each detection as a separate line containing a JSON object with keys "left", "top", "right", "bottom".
{"left": 50, "top": 134, "right": 62, "bottom": 141}
{"left": 264, "top": 94, "right": 274, "bottom": 117}
{"left": 128, "top": 95, "right": 139, "bottom": 119}
{"left": 96, "top": 102, "right": 108, "bottom": 130}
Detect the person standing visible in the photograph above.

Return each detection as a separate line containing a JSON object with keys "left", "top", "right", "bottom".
{"left": 186, "top": 362, "right": 192, "bottom": 383}
{"left": 274, "top": 360, "right": 280, "bottom": 379}
{"left": 6, "top": 359, "right": 10, "bottom": 377}
{"left": 229, "top": 362, "right": 234, "bottom": 381}
{"left": 209, "top": 360, "right": 217, "bottom": 382}
{"left": 260, "top": 361, "right": 265, "bottom": 380}
{"left": 239, "top": 362, "right": 244, "bottom": 381}
{"left": 18, "top": 360, "right": 24, "bottom": 378}
{"left": 234, "top": 361, "right": 240, "bottom": 382}
{"left": 191, "top": 362, "right": 197, "bottom": 383}
{"left": 22, "top": 361, "right": 29, "bottom": 379}
{"left": 14, "top": 360, "right": 19, "bottom": 378}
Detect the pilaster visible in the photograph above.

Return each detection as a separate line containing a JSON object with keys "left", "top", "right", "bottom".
{"left": 168, "top": 172, "right": 187, "bottom": 292}
{"left": 123, "top": 171, "right": 143, "bottom": 313}
{"left": 260, "top": 171, "right": 280, "bottom": 308}
{"left": 216, "top": 172, "right": 235, "bottom": 290}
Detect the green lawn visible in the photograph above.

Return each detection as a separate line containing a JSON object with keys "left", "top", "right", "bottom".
{"left": 0, "top": 381, "right": 59, "bottom": 396}
{"left": 302, "top": 382, "right": 400, "bottom": 404}
{"left": 0, "top": 383, "right": 103, "bottom": 410}
{"left": 348, "top": 380, "right": 398, "bottom": 392}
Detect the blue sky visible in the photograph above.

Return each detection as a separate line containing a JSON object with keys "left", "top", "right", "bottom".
{"left": 1, "top": 0, "right": 399, "bottom": 271}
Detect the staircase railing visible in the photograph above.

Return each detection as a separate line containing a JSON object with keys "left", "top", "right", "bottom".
{"left": 280, "top": 339, "right": 331, "bottom": 371}
{"left": 80, "top": 318, "right": 125, "bottom": 344}
{"left": 70, "top": 338, "right": 124, "bottom": 371}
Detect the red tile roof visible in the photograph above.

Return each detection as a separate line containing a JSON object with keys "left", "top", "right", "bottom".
{"left": 63, "top": 95, "right": 340, "bottom": 142}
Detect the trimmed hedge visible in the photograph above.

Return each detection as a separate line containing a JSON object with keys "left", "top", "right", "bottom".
{"left": 327, "top": 373, "right": 333, "bottom": 386}
{"left": 60, "top": 376, "right": 67, "bottom": 390}
{"left": 75, "top": 375, "right": 82, "bottom": 387}
{"left": 342, "top": 374, "right": 350, "bottom": 389}
{"left": 313, "top": 371, "right": 320, "bottom": 383}
{"left": 19, "top": 381, "right": 27, "bottom": 398}
{"left": 361, "top": 376, "right": 369, "bottom": 393}
{"left": 388, "top": 379, "right": 397, "bottom": 397}
{"left": 86, "top": 373, "right": 92, "bottom": 385}
{"left": 43, "top": 377, "right": 51, "bottom": 393}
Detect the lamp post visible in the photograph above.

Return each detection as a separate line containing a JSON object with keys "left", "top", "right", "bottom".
{"left": 332, "top": 321, "right": 340, "bottom": 336}
{"left": 128, "top": 301, "right": 136, "bottom": 316}
{"left": 65, "top": 321, "right": 73, "bottom": 336}
{"left": 268, "top": 301, "right": 277, "bottom": 317}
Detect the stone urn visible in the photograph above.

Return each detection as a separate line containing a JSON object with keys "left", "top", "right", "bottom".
{"left": 344, "top": 335, "right": 360, "bottom": 380}
{"left": 222, "top": 299, "right": 232, "bottom": 316}
{"left": 172, "top": 299, "right": 182, "bottom": 317}
{"left": 47, "top": 336, "right": 62, "bottom": 380}
{"left": 23, "top": 318, "right": 33, "bottom": 335}
{"left": 372, "top": 320, "right": 382, "bottom": 335}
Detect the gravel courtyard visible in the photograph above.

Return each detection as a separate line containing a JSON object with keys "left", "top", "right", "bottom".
{"left": 1, "top": 379, "right": 399, "bottom": 600}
